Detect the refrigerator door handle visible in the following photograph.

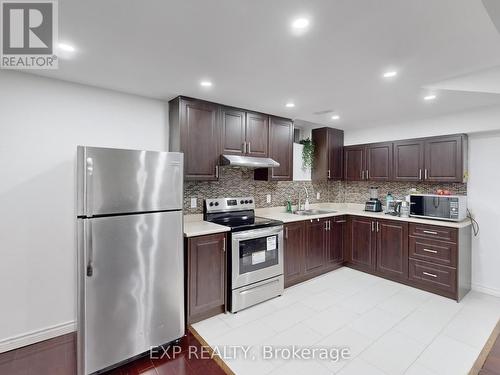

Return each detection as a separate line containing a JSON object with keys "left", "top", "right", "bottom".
{"left": 86, "top": 221, "right": 94, "bottom": 277}
{"left": 86, "top": 157, "right": 94, "bottom": 217}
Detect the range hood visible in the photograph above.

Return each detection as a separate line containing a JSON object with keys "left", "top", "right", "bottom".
{"left": 221, "top": 154, "right": 280, "bottom": 168}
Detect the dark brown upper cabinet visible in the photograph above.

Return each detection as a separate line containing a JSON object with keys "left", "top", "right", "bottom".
{"left": 245, "top": 112, "right": 269, "bottom": 157}
{"left": 221, "top": 107, "right": 246, "bottom": 155}
{"left": 344, "top": 145, "right": 365, "bottom": 181}
{"left": 254, "top": 116, "right": 294, "bottom": 181}
{"left": 170, "top": 96, "right": 294, "bottom": 181}
{"left": 312, "top": 127, "right": 344, "bottom": 181}
{"left": 393, "top": 139, "right": 425, "bottom": 181}
{"left": 169, "top": 97, "right": 220, "bottom": 181}
{"left": 393, "top": 134, "right": 466, "bottom": 183}
{"left": 424, "top": 135, "right": 464, "bottom": 182}
{"left": 221, "top": 108, "right": 269, "bottom": 157}
{"left": 343, "top": 134, "right": 467, "bottom": 183}
{"left": 366, "top": 142, "right": 393, "bottom": 181}
{"left": 344, "top": 143, "right": 392, "bottom": 181}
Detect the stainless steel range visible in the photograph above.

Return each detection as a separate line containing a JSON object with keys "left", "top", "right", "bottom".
{"left": 204, "top": 197, "right": 284, "bottom": 313}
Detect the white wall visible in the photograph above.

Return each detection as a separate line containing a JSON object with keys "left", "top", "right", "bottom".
{"left": 344, "top": 106, "right": 500, "bottom": 296}
{"left": 0, "top": 71, "right": 169, "bottom": 351}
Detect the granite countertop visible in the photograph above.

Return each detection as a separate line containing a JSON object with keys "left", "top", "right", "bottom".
{"left": 183, "top": 203, "right": 471, "bottom": 237}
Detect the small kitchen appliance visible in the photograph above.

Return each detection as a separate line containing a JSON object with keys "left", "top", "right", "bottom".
{"left": 386, "top": 200, "right": 402, "bottom": 216}
{"left": 204, "top": 197, "right": 284, "bottom": 313}
{"left": 409, "top": 194, "right": 467, "bottom": 221}
{"left": 364, "top": 187, "right": 383, "bottom": 212}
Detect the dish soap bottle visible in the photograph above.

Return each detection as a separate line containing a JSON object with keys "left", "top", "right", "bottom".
{"left": 385, "top": 192, "right": 394, "bottom": 213}
{"left": 286, "top": 195, "right": 292, "bottom": 213}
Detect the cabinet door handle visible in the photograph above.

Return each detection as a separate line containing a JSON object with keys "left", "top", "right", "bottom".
{"left": 215, "top": 165, "right": 219, "bottom": 178}
{"left": 366, "top": 170, "right": 369, "bottom": 179}
{"left": 285, "top": 227, "right": 289, "bottom": 239}
{"left": 423, "top": 230, "right": 438, "bottom": 235}
{"left": 361, "top": 170, "right": 364, "bottom": 180}
{"left": 423, "top": 271, "right": 437, "bottom": 278}
{"left": 371, "top": 221, "right": 375, "bottom": 232}
{"left": 242, "top": 142, "right": 246, "bottom": 153}
{"left": 376, "top": 221, "right": 379, "bottom": 232}
{"left": 423, "top": 248, "right": 438, "bottom": 254}
{"left": 424, "top": 169, "right": 428, "bottom": 179}
{"left": 222, "top": 237, "right": 226, "bottom": 252}
{"left": 248, "top": 142, "right": 251, "bottom": 154}
{"left": 336, "top": 220, "right": 347, "bottom": 223}
{"left": 328, "top": 169, "right": 331, "bottom": 179}
{"left": 419, "top": 169, "right": 422, "bottom": 180}
{"left": 324, "top": 221, "right": 328, "bottom": 230}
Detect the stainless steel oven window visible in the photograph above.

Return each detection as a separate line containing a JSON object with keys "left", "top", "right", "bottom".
{"left": 239, "top": 234, "right": 279, "bottom": 274}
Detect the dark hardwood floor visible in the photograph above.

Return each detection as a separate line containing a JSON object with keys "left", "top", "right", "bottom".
{"left": 480, "top": 330, "right": 500, "bottom": 375}
{"left": 0, "top": 330, "right": 228, "bottom": 375}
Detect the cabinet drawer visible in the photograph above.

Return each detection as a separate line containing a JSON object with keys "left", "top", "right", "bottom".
{"left": 409, "top": 237, "right": 457, "bottom": 267}
{"left": 409, "top": 223, "right": 457, "bottom": 243}
{"left": 408, "top": 259, "right": 456, "bottom": 295}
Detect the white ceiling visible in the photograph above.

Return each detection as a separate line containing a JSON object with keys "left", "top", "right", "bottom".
{"left": 31, "top": 0, "right": 500, "bottom": 129}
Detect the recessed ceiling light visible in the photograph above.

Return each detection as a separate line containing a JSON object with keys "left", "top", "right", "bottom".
{"left": 200, "top": 80, "right": 213, "bottom": 87}
{"left": 57, "top": 43, "right": 75, "bottom": 52}
{"left": 383, "top": 70, "right": 398, "bottom": 78}
{"left": 292, "top": 18, "right": 309, "bottom": 29}
{"left": 331, "top": 115, "right": 340, "bottom": 120}
{"left": 285, "top": 102, "right": 295, "bottom": 108}
{"left": 424, "top": 94, "right": 437, "bottom": 101}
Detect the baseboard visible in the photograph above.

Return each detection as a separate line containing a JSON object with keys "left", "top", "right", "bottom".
{"left": 472, "top": 283, "right": 500, "bottom": 298}
{"left": 0, "top": 321, "right": 76, "bottom": 353}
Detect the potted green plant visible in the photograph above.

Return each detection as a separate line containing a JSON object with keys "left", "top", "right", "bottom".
{"left": 299, "top": 138, "right": 314, "bottom": 169}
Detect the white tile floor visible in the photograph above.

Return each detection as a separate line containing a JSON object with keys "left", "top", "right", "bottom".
{"left": 192, "top": 267, "right": 500, "bottom": 375}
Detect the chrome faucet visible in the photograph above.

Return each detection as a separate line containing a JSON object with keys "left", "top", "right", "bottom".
{"left": 297, "top": 185, "right": 310, "bottom": 211}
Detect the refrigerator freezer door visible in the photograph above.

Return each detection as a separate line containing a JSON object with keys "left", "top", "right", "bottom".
{"left": 77, "top": 147, "right": 183, "bottom": 217}
{"left": 77, "top": 211, "right": 184, "bottom": 375}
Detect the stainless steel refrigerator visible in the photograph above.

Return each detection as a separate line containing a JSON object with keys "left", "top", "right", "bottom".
{"left": 76, "top": 146, "right": 184, "bottom": 375}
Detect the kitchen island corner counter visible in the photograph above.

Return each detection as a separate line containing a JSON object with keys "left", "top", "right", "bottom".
{"left": 184, "top": 214, "right": 231, "bottom": 237}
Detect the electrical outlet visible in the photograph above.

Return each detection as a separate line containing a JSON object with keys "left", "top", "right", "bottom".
{"left": 317, "top": 192, "right": 321, "bottom": 200}
{"left": 190, "top": 197, "right": 197, "bottom": 208}
{"left": 266, "top": 194, "right": 271, "bottom": 203}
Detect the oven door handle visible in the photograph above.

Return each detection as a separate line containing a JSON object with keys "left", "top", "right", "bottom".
{"left": 238, "top": 278, "right": 280, "bottom": 295}
{"left": 231, "top": 225, "right": 283, "bottom": 241}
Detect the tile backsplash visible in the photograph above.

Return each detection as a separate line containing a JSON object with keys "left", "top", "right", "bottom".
{"left": 183, "top": 167, "right": 467, "bottom": 213}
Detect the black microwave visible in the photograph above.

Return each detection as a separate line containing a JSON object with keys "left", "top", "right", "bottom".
{"left": 409, "top": 194, "right": 467, "bottom": 222}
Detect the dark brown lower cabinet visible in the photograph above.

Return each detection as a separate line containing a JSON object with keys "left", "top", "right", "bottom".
{"left": 186, "top": 233, "right": 226, "bottom": 324}
{"left": 348, "top": 216, "right": 376, "bottom": 271}
{"left": 305, "top": 218, "right": 328, "bottom": 275}
{"left": 326, "top": 216, "right": 347, "bottom": 266}
{"left": 376, "top": 220, "right": 408, "bottom": 281}
{"left": 284, "top": 217, "right": 345, "bottom": 287}
{"left": 284, "top": 221, "right": 306, "bottom": 287}
{"left": 348, "top": 217, "right": 409, "bottom": 280}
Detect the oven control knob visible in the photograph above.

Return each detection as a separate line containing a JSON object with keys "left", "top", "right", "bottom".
{"left": 209, "top": 202, "right": 214, "bottom": 207}
{"left": 249, "top": 199, "right": 253, "bottom": 204}
{"left": 240, "top": 200, "right": 244, "bottom": 204}
{"left": 214, "top": 202, "right": 219, "bottom": 206}
{"left": 244, "top": 200, "right": 249, "bottom": 204}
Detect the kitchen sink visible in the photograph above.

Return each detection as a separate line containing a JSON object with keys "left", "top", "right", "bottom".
{"left": 292, "top": 209, "right": 337, "bottom": 216}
